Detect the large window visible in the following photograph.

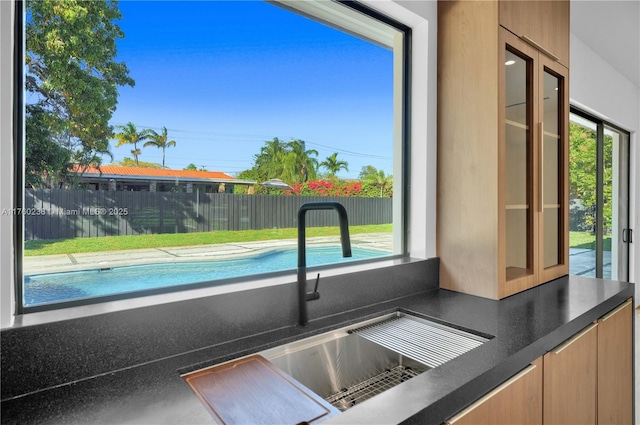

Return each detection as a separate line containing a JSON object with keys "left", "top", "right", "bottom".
{"left": 19, "top": 1, "right": 409, "bottom": 311}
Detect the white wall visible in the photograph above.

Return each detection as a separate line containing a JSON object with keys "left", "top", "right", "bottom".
{"left": 570, "top": 35, "right": 639, "bottom": 134}
{"left": 570, "top": 33, "right": 640, "bottom": 291}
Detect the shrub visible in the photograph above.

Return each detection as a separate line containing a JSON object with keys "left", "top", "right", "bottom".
{"left": 288, "top": 180, "right": 390, "bottom": 197}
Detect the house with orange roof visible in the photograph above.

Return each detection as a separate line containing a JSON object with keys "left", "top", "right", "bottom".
{"left": 71, "top": 165, "right": 256, "bottom": 193}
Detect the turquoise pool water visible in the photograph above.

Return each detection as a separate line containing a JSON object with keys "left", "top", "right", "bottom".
{"left": 24, "top": 247, "right": 386, "bottom": 306}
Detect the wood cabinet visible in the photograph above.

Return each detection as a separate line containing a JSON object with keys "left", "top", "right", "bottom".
{"left": 446, "top": 299, "right": 633, "bottom": 425}
{"left": 543, "top": 299, "right": 633, "bottom": 425}
{"left": 499, "top": 0, "right": 570, "bottom": 67}
{"left": 597, "top": 300, "right": 633, "bottom": 425}
{"left": 543, "top": 324, "right": 598, "bottom": 424}
{"left": 446, "top": 357, "right": 543, "bottom": 425}
{"left": 437, "top": 0, "right": 569, "bottom": 299}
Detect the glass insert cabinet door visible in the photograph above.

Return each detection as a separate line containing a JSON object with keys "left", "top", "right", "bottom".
{"left": 541, "top": 69, "right": 562, "bottom": 270}
{"left": 538, "top": 57, "right": 569, "bottom": 282}
{"left": 502, "top": 33, "right": 569, "bottom": 285}
{"left": 504, "top": 47, "right": 534, "bottom": 281}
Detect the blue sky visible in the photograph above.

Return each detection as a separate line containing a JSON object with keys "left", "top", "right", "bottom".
{"left": 106, "top": 1, "right": 394, "bottom": 179}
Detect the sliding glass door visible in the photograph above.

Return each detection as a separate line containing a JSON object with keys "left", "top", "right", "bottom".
{"left": 569, "top": 108, "right": 630, "bottom": 280}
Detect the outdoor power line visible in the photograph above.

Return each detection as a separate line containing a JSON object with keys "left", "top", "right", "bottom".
{"left": 110, "top": 123, "right": 391, "bottom": 162}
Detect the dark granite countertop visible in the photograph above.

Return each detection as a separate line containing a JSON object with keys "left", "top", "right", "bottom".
{"left": 1, "top": 272, "right": 633, "bottom": 425}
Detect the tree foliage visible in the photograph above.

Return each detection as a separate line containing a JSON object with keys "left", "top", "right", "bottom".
{"left": 117, "top": 157, "right": 162, "bottom": 168}
{"left": 25, "top": 105, "right": 71, "bottom": 187}
{"left": 240, "top": 139, "right": 393, "bottom": 197}
{"left": 25, "top": 0, "right": 134, "bottom": 185}
{"left": 113, "top": 122, "right": 151, "bottom": 167}
{"left": 569, "top": 122, "right": 613, "bottom": 232}
{"left": 283, "top": 139, "right": 318, "bottom": 183}
{"left": 251, "top": 178, "right": 392, "bottom": 198}
{"left": 286, "top": 179, "right": 392, "bottom": 198}
{"left": 319, "top": 152, "right": 349, "bottom": 180}
{"left": 143, "top": 126, "right": 176, "bottom": 168}
{"left": 359, "top": 166, "right": 393, "bottom": 197}
{"left": 239, "top": 137, "right": 319, "bottom": 184}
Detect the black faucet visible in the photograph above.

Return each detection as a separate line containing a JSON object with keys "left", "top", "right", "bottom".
{"left": 297, "top": 202, "right": 352, "bottom": 327}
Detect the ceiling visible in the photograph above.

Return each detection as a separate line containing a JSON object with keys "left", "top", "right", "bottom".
{"left": 571, "top": 0, "right": 640, "bottom": 88}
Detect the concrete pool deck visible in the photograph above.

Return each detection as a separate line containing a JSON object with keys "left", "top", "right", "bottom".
{"left": 23, "top": 233, "right": 393, "bottom": 275}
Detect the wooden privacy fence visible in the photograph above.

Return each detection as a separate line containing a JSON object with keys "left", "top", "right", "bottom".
{"left": 24, "top": 189, "right": 393, "bottom": 240}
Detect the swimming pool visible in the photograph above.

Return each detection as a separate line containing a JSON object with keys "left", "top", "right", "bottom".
{"left": 24, "top": 247, "right": 386, "bottom": 307}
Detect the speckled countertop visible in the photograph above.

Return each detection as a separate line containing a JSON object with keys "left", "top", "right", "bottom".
{"left": 0, "top": 266, "right": 633, "bottom": 425}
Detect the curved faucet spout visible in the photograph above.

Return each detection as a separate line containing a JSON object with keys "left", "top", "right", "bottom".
{"left": 298, "top": 202, "right": 352, "bottom": 267}
{"left": 297, "top": 202, "right": 352, "bottom": 327}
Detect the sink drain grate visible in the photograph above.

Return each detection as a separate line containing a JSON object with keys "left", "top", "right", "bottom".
{"left": 325, "top": 365, "right": 421, "bottom": 411}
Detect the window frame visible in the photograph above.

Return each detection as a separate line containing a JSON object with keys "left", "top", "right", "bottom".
{"left": 14, "top": 0, "right": 25, "bottom": 315}
{"left": 14, "top": 0, "right": 413, "bottom": 314}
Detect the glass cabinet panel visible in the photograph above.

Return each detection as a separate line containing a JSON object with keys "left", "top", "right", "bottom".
{"left": 542, "top": 69, "right": 562, "bottom": 269}
{"left": 504, "top": 49, "right": 532, "bottom": 280}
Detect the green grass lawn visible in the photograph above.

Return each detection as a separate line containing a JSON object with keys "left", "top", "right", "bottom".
{"left": 570, "top": 231, "right": 612, "bottom": 251}
{"left": 24, "top": 224, "right": 392, "bottom": 256}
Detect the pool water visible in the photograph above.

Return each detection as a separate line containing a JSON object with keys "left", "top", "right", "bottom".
{"left": 24, "top": 247, "right": 386, "bottom": 307}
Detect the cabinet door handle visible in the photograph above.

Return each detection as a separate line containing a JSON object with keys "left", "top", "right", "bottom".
{"left": 599, "top": 299, "right": 632, "bottom": 323}
{"left": 551, "top": 323, "right": 597, "bottom": 355}
{"left": 445, "top": 363, "right": 538, "bottom": 424}
{"left": 520, "top": 35, "right": 560, "bottom": 62}
{"left": 538, "top": 122, "right": 544, "bottom": 213}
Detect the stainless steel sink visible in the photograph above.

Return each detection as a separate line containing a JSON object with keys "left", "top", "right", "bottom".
{"left": 260, "top": 311, "right": 488, "bottom": 411}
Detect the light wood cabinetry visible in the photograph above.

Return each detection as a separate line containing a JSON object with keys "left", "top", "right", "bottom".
{"left": 446, "top": 357, "right": 543, "bottom": 425}
{"left": 437, "top": 0, "right": 569, "bottom": 299}
{"left": 446, "top": 299, "right": 633, "bottom": 425}
{"left": 597, "top": 300, "right": 633, "bottom": 425}
{"left": 543, "top": 299, "right": 633, "bottom": 425}
{"left": 499, "top": 0, "right": 570, "bottom": 67}
{"left": 543, "top": 324, "right": 598, "bottom": 424}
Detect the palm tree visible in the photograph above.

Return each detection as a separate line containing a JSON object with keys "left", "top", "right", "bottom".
{"left": 254, "top": 137, "right": 287, "bottom": 180}
{"left": 284, "top": 139, "right": 318, "bottom": 183}
{"left": 320, "top": 152, "right": 349, "bottom": 180}
{"left": 113, "top": 122, "right": 150, "bottom": 166}
{"left": 242, "top": 138, "right": 319, "bottom": 184}
{"left": 143, "top": 126, "right": 176, "bottom": 168}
